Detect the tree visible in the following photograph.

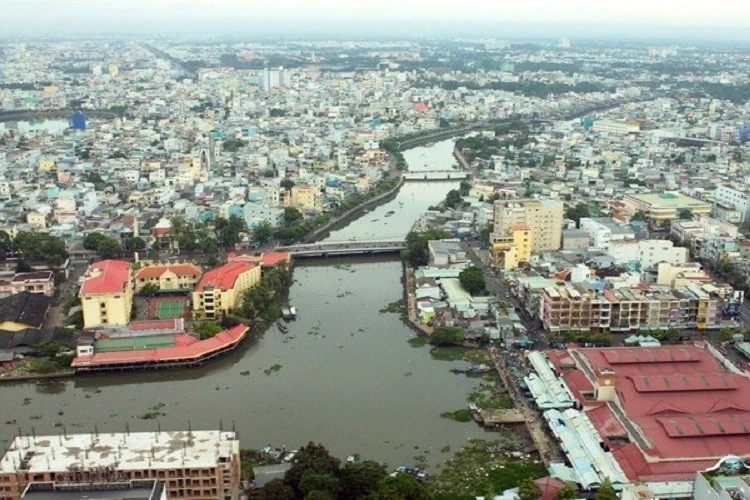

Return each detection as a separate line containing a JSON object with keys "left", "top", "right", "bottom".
{"left": 459, "top": 180, "right": 471, "bottom": 196}
{"left": 260, "top": 478, "right": 294, "bottom": 500}
{"left": 371, "top": 473, "right": 430, "bottom": 500}
{"left": 215, "top": 215, "right": 247, "bottom": 248}
{"left": 595, "top": 478, "right": 618, "bottom": 500}
{"left": 554, "top": 483, "right": 579, "bottom": 499}
{"left": 430, "top": 326, "right": 466, "bottom": 346}
{"left": 299, "top": 471, "right": 338, "bottom": 497}
{"left": 479, "top": 222, "right": 493, "bottom": 243}
{"left": 283, "top": 207, "right": 303, "bottom": 227}
{"left": 517, "top": 478, "right": 542, "bottom": 500}
{"left": 677, "top": 208, "right": 693, "bottom": 220}
{"left": 564, "top": 203, "right": 591, "bottom": 227}
{"left": 401, "top": 230, "right": 450, "bottom": 268}
{"left": 254, "top": 220, "right": 273, "bottom": 244}
{"left": 280, "top": 179, "right": 295, "bottom": 190}
{"left": 195, "top": 321, "right": 223, "bottom": 339}
{"left": 459, "top": 266, "right": 486, "bottom": 295}
{"left": 304, "top": 491, "right": 334, "bottom": 500}
{"left": 83, "top": 232, "right": 108, "bottom": 251}
{"left": 96, "top": 237, "right": 122, "bottom": 259}
{"left": 128, "top": 236, "right": 147, "bottom": 250}
{"left": 444, "top": 189, "right": 462, "bottom": 209}
{"left": 631, "top": 210, "right": 647, "bottom": 222}
{"left": 339, "top": 460, "right": 387, "bottom": 499}
{"left": 285, "top": 442, "right": 341, "bottom": 495}
{"left": 0, "top": 230, "right": 14, "bottom": 260}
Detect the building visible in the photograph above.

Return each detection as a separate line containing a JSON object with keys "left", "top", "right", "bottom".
{"left": 0, "top": 430, "right": 240, "bottom": 500}
{"left": 25, "top": 212, "right": 46, "bottom": 229}
{"left": 427, "top": 239, "right": 469, "bottom": 268}
{"left": 561, "top": 229, "right": 590, "bottom": 251}
{"left": 192, "top": 262, "right": 261, "bottom": 319}
{"left": 0, "top": 292, "right": 50, "bottom": 332}
{"left": 79, "top": 260, "right": 133, "bottom": 329}
{"left": 133, "top": 263, "right": 202, "bottom": 293}
{"left": 539, "top": 282, "right": 734, "bottom": 333}
{"left": 21, "top": 480, "right": 166, "bottom": 499}
{"left": 493, "top": 199, "right": 563, "bottom": 251}
{"left": 547, "top": 345, "right": 750, "bottom": 484}
{"left": 624, "top": 192, "right": 711, "bottom": 225}
{"left": 491, "top": 225, "right": 533, "bottom": 270}
{"left": 286, "top": 184, "right": 322, "bottom": 211}
{"left": 0, "top": 272, "right": 54, "bottom": 298}
{"left": 579, "top": 217, "right": 635, "bottom": 251}
{"left": 714, "top": 185, "right": 750, "bottom": 223}
{"left": 591, "top": 120, "right": 640, "bottom": 134}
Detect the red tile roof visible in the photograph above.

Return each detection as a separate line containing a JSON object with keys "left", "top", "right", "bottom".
{"left": 72, "top": 325, "right": 248, "bottom": 367}
{"left": 261, "top": 251, "right": 291, "bottom": 267}
{"left": 80, "top": 260, "right": 131, "bottom": 295}
{"left": 567, "top": 345, "right": 750, "bottom": 480}
{"left": 195, "top": 262, "right": 256, "bottom": 291}
{"left": 134, "top": 263, "right": 202, "bottom": 280}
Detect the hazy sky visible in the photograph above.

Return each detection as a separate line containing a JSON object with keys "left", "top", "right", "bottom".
{"left": 4, "top": 0, "right": 750, "bottom": 39}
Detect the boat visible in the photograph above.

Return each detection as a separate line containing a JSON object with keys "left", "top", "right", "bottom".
{"left": 289, "top": 307, "right": 297, "bottom": 318}
{"left": 391, "top": 466, "right": 429, "bottom": 482}
{"left": 276, "top": 320, "right": 288, "bottom": 333}
{"left": 281, "top": 307, "right": 297, "bottom": 321}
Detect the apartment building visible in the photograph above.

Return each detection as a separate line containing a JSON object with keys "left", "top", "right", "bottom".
{"left": 591, "top": 120, "right": 640, "bottom": 134}
{"left": 0, "top": 431, "right": 240, "bottom": 500}
{"left": 539, "top": 282, "right": 732, "bottom": 333}
{"left": 493, "top": 199, "right": 563, "bottom": 251}
{"left": 579, "top": 217, "right": 635, "bottom": 250}
{"left": 714, "top": 184, "right": 750, "bottom": 223}
{"left": 133, "top": 263, "right": 202, "bottom": 293}
{"left": 285, "top": 184, "right": 322, "bottom": 211}
{"left": 192, "top": 262, "right": 261, "bottom": 319}
{"left": 0, "top": 271, "right": 54, "bottom": 298}
{"left": 491, "top": 225, "right": 533, "bottom": 270}
{"left": 79, "top": 260, "right": 133, "bottom": 329}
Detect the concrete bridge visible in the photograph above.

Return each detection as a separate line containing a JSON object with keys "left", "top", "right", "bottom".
{"left": 277, "top": 239, "right": 406, "bottom": 258}
{"left": 403, "top": 170, "right": 470, "bottom": 181}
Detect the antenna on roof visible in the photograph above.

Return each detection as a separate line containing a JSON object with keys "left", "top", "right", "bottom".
{"left": 31, "top": 427, "right": 36, "bottom": 439}
{"left": 188, "top": 420, "right": 192, "bottom": 437}
{"left": 94, "top": 424, "right": 99, "bottom": 438}
{"left": 219, "top": 420, "right": 223, "bottom": 432}
{"left": 125, "top": 423, "right": 130, "bottom": 436}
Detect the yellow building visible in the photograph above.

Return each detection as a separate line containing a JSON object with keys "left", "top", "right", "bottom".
{"left": 38, "top": 159, "right": 55, "bottom": 171}
{"left": 286, "top": 184, "right": 322, "bottom": 211}
{"left": 79, "top": 260, "right": 133, "bottom": 328}
{"left": 192, "top": 262, "right": 261, "bottom": 319}
{"left": 493, "top": 199, "right": 563, "bottom": 251}
{"left": 26, "top": 211, "right": 46, "bottom": 229}
{"left": 491, "top": 225, "right": 533, "bottom": 270}
{"left": 624, "top": 192, "right": 711, "bottom": 225}
{"left": 134, "top": 263, "right": 202, "bottom": 292}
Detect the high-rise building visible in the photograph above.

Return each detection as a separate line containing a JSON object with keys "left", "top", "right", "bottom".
{"left": 0, "top": 431, "right": 241, "bottom": 500}
{"left": 493, "top": 199, "right": 563, "bottom": 252}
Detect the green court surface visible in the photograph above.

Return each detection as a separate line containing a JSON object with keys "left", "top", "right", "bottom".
{"left": 156, "top": 299, "right": 184, "bottom": 319}
{"left": 94, "top": 334, "right": 175, "bottom": 352}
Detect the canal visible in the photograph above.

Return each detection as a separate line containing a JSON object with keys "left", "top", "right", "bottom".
{"left": 1, "top": 137, "right": 483, "bottom": 467}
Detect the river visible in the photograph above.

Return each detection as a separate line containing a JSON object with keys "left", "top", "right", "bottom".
{"left": 0, "top": 137, "right": 480, "bottom": 467}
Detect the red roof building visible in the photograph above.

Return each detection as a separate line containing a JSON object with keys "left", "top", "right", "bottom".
{"left": 80, "top": 260, "right": 131, "bottom": 295}
{"left": 550, "top": 345, "right": 750, "bottom": 481}
{"left": 192, "top": 263, "right": 261, "bottom": 319}
{"left": 195, "top": 262, "right": 256, "bottom": 292}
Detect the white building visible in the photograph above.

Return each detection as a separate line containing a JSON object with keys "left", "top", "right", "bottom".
{"left": 579, "top": 217, "right": 635, "bottom": 251}
{"left": 714, "top": 185, "right": 750, "bottom": 223}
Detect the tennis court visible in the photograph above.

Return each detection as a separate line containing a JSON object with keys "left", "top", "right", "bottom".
{"left": 94, "top": 334, "right": 176, "bottom": 352}
{"left": 156, "top": 299, "right": 184, "bottom": 319}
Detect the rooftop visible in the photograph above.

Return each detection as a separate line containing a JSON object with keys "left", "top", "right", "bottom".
{"left": 626, "top": 192, "right": 709, "bottom": 209}
{"left": 134, "top": 263, "right": 202, "bottom": 280}
{"left": 0, "top": 292, "right": 51, "bottom": 328}
{"left": 0, "top": 430, "right": 239, "bottom": 473}
{"left": 195, "top": 262, "right": 256, "bottom": 292}
{"left": 80, "top": 260, "right": 131, "bottom": 295}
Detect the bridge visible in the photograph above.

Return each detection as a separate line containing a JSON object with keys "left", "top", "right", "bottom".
{"left": 403, "top": 170, "right": 470, "bottom": 181}
{"left": 277, "top": 239, "right": 406, "bottom": 258}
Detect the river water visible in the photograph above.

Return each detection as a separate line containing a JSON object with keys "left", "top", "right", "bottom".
{"left": 0, "top": 138, "right": 478, "bottom": 467}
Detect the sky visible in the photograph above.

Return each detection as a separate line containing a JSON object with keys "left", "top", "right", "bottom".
{"left": 3, "top": 0, "right": 750, "bottom": 39}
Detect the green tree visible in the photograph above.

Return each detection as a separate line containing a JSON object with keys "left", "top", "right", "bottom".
{"left": 479, "top": 222, "right": 493, "bottom": 242}
{"left": 283, "top": 207, "right": 303, "bottom": 227}
{"left": 128, "top": 236, "right": 147, "bottom": 250}
{"left": 0, "top": 230, "right": 14, "bottom": 260}
{"left": 83, "top": 232, "right": 108, "bottom": 251}
{"left": 371, "top": 473, "right": 430, "bottom": 500}
{"left": 285, "top": 442, "right": 341, "bottom": 495}
{"left": 459, "top": 180, "right": 471, "bottom": 196}
{"left": 254, "top": 220, "right": 273, "bottom": 244}
{"left": 195, "top": 321, "right": 223, "bottom": 339}
{"left": 401, "top": 230, "right": 450, "bottom": 268}
{"left": 677, "top": 208, "right": 693, "bottom": 220}
{"left": 444, "top": 189, "right": 462, "bottom": 209}
{"left": 339, "top": 460, "right": 387, "bottom": 499}
{"left": 96, "top": 237, "right": 122, "bottom": 259}
{"left": 595, "top": 478, "right": 618, "bottom": 500}
{"left": 459, "top": 266, "right": 486, "bottom": 295}
{"left": 304, "top": 491, "right": 334, "bottom": 500}
{"left": 565, "top": 203, "right": 591, "bottom": 227}
{"left": 554, "top": 483, "right": 579, "bottom": 499}
{"left": 139, "top": 282, "right": 159, "bottom": 296}
{"left": 260, "top": 478, "right": 294, "bottom": 500}
{"left": 299, "top": 471, "right": 338, "bottom": 497}
{"left": 517, "top": 478, "right": 542, "bottom": 500}
{"left": 280, "top": 179, "right": 295, "bottom": 190}
{"left": 631, "top": 210, "right": 647, "bottom": 222}
{"left": 430, "top": 326, "right": 466, "bottom": 346}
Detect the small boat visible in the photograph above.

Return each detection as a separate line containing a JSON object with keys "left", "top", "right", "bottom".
{"left": 276, "top": 320, "right": 288, "bottom": 333}
{"left": 281, "top": 307, "right": 297, "bottom": 321}
{"left": 289, "top": 307, "right": 297, "bottom": 318}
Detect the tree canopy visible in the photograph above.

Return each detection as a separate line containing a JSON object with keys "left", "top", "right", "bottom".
{"left": 564, "top": 203, "right": 591, "bottom": 227}
{"left": 517, "top": 478, "right": 542, "bottom": 500}
{"left": 401, "top": 230, "right": 451, "bottom": 268}
{"left": 254, "top": 220, "right": 273, "bottom": 244}
{"left": 13, "top": 231, "right": 69, "bottom": 266}
{"left": 444, "top": 189, "right": 463, "bottom": 209}
{"left": 430, "top": 326, "right": 466, "bottom": 346}
{"left": 595, "top": 478, "right": 618, "bottom": 500}
{"left": 459, "top": 266, "right": 486, "bottom": 295}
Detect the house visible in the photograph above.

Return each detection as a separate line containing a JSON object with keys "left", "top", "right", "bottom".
{"left": 134, "top": 263, "right": 202, "bottom": 292}
{"left": 0, "top": 292, "right": 51, "bottom": 331}
{"left": 79, "top": 260, "right": 133, "bottom": 329}
{"left": 192, "top": 262, "right": 261, "bottom": 319}
{"left": 8, "top": 271, "right": 55, "bottom": 297}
